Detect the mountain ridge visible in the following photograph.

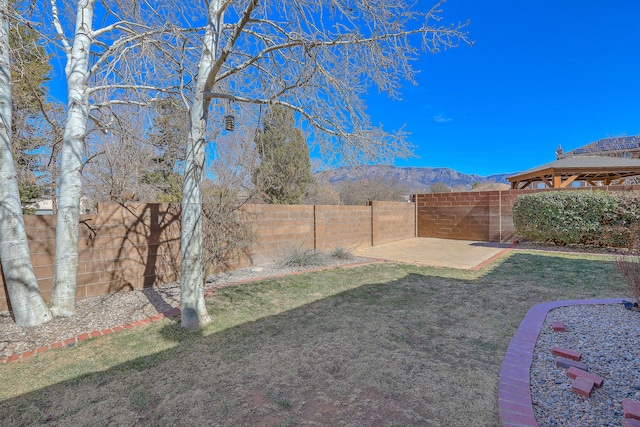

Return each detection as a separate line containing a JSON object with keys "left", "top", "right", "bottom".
{"left": 317, "top": 165, "right": 513, "bottom": 193}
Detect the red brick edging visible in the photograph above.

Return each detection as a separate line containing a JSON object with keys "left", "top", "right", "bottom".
{"left": 0, "top": 307, "right": 182, "bottom": 364}
{"left": 1, "top": 259, "right": 382, "bottom": 365}
{"left": 499, "top": 298, "right": 625, "bottom": 427}
{"left": 472, "top": 247, "right": 514, "bottom": 271}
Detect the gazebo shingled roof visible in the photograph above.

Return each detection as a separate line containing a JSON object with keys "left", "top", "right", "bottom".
{"left": 558, "top": 136, "right": 640, "bottom": 159}
{"left": 507, "top": 156, "right": 640, "bottom": 189}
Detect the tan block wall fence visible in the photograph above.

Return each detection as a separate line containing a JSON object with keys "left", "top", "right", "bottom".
{"left": 0, "top": 201, "right": 416, "bottom": 311}
{"left": 413, "top": 184, "right": 640, "bottom": 243}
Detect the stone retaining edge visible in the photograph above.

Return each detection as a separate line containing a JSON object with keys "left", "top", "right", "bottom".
{"left": 499, "top": 298, "right": 626, "bottom": 427}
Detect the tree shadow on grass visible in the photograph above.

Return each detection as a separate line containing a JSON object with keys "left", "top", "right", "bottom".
{"left": 0, "top": 253, "right": 627, "bottom": 427}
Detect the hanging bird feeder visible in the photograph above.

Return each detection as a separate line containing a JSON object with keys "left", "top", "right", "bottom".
{"left": 225, "top": 114, "right": 235, "bottom": 131}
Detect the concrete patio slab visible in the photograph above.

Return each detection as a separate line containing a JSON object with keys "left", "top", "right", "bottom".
{"left": 354, "top": 237, "right": 513, "bottom": 270}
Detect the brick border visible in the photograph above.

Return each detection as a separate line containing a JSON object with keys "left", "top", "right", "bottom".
{"left": 0, "top": 307, "right": 181, "bottom": 364}
{"left": 0, "top": 259, "right": 383, "bottom": 365}
{"left": 499, "top": 298, "right": 625, "bottom": 426}
{"left": 472, "top": 247, "right": 514, "bottom": 271}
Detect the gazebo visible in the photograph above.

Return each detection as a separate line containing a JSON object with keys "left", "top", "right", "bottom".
{"left": 507, "top": 156, "right": 640, "bottom": 189}
{"left": 557, "top": 135, "right": 640, "bottom": 159}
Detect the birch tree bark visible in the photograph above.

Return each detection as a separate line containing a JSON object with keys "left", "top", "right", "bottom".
{"left": 46, "top": 0, "right": 180, "bottom": 316}
{"left": 48, "top": 0, "right": 94, "bottom": 316}
{"left": 176, "top": 0, "right": 469, "bottom": 328}
{"left": 0, "top": 0, "right": 51, "bottom": 326}
{"left": 180, "top": 0, "right": 233, "bottom": 328}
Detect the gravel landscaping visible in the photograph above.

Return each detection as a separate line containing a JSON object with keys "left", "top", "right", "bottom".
{"left": 531, "top": 303, "right": 640, "bottom": 426}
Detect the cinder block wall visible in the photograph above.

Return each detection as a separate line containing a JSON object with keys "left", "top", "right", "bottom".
{"left": 414, "top": 192, "right": 499, "bottom": 241}
{"left": 0, "top": 203, "right": 181, "bottom": 312}
{"left": 372, "top": 201, "right": 416, "bottom": 246}
{"left": 0, "top": 201, "right": 416, "bottom": 311}
{"left": 234, "top": 204, "right": 315, "bottom": 268}
{"left": 315, "top": 205, "right": 373, "bottom": 250}
{"left": 414, "top": 185, "right": 640, "bottom": 243}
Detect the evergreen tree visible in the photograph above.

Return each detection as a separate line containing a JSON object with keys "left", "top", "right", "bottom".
{"left": 252, "top": 106, "right": 311, "bottom": 204}
{"left": 148, "top": 97, "right": 187, "bottom": 174}
{"left": 146, "top": 97, "right": 187, "bottom": 203}
{"left": 0, "top": 0, "right": 52, "bottom": 325}
{"left": 9, "top": 20, "right": 54, "bottom": 211}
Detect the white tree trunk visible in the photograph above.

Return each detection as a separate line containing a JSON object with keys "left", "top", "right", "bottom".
{"left": 180, "top": 1, "right": 226, "bottom": 328}
{"left": 49, "top": 0, "right": 94, "bottom": 316}
{"left": 0, "top": 0, "right": 51, "bottom": 326}
{"left": 180, "top": 97, "right": 211, "bottom": 328}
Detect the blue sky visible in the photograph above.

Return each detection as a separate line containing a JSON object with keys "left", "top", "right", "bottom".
{"left": 46, "top": 1, "right": 639, "bottom": 178}
{"left": 364, "top": 1, "right": 640, "bottom": 177}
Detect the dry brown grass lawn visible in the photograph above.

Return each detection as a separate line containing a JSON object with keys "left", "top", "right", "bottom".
{"left": 0, "top": 251, "right": 628, "bottom": 427}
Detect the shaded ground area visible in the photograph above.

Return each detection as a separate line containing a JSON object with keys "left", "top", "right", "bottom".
{"left": 0, "top": 252, "right": 627, "bottom": 427}
{"left": 0, "top": 256, "right": 371, "bottom": 360}
{"left": 355, "top": 237, "right": 512, "bottom": 269}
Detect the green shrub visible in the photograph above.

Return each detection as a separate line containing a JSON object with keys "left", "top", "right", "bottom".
{"left": 513, "top": 190, "right": 640, "bottom": 248}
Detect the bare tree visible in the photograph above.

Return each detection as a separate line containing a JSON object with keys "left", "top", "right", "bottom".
{"left": 176, "top": 0, "right": 470, "bottom": 327}
{"left": 45, "top": 0, "right": 184, "bottom": 316}
{"left": 201, "top": 127, "right": 261, "bottom": 273}
{"left": 339, "top": 176, "right": 409, "bottom": 205}
{"left": 0, "top": 0, "right": 51, "bottom": 325}
{"left": 11, "top": 0, "right": 468, "bottom": 326}
{"left": 303, "top": 176, "right": 342, "bottom": 205}
{"left": 83, "top": 108, "right": 162, "bottom": 203}
{"left": 471, "top": 181, "right": 510, "bottom": 192}
{"left": 429, "top": 182, "right": 452, "bottom": 193}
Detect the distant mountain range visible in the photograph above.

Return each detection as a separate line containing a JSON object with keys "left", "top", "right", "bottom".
{"left": 317, "top": 165, "right": 513, "bottom": 193}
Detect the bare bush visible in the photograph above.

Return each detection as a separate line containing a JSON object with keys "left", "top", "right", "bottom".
{"left": 202, "top": 183, "right": 254, "bottom": 274}
{"left": 428, "top": 182, "right": 452, "bottom": 193}
{"left": 471, "top": 182, "right": 510, "bottom": 192}
{"left": 303, "top": 176, "right": 342, "bottom": 205}
{"left": 276, "top": 247, "right": 327, "bottom": 268}
{"left": 614, "top": 255, "right": 640, "bottom": 306}
{"left": 339, "top": 176, "right": 409, "bottom": 205}
{"left": 202, "top": 129, "right": 259, "bottom": 273}
{"left": 330, "top": 246, "right": 355, "bottom": 260}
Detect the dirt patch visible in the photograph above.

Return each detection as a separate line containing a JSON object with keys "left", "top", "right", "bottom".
{"left": 240, "top": 385, "right": 419, "bottom": 427}
{"left": 299, "top": 387, "right": 419, "bottom": 426}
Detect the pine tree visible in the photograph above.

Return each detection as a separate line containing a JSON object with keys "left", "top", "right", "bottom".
{"left": 9, "top": 21, "right": 54, "bottom": 211}
{"left": 252, "top": 106, "right": 311, "bottom": 204}
{"left": 146, "top": 98, "right": 187, "bottom": 203}
{"left": 0, "top": 0, "right": 52, "bottom": 325}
